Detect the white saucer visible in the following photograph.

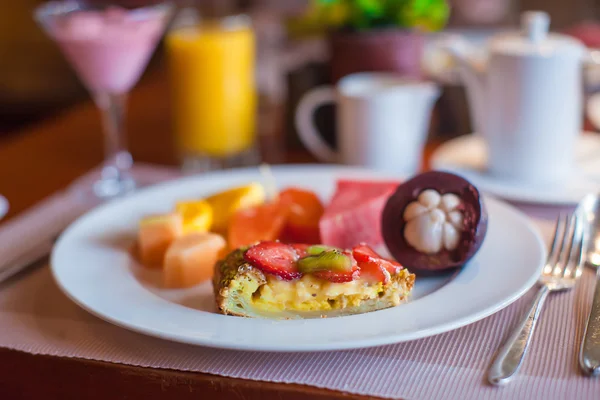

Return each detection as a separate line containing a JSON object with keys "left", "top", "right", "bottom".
{"left": 0, "top": 195, "right": 8, "bottom": 220}
{"left": 430, "top": 133, "right": 600, "bottom": 205}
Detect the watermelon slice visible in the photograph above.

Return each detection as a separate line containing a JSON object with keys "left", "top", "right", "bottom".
{"left": 319, "top": 179, "right": 400, "bottom": 250}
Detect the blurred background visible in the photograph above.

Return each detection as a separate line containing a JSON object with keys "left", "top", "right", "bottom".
{"left": 1, "top": 0, "right": 599, "bottom": 142}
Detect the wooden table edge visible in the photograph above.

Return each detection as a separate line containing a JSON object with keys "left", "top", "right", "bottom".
{"left": 0, "top": 347, "right": 387, "bottom": 399}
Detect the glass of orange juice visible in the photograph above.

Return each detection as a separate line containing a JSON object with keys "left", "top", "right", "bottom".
{"left": 166, "top": 8, "right": 258, "bottom": 171}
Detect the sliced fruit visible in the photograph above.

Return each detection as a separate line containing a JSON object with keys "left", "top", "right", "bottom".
{"left": 352, "top": 243, "right": 382, "bottom": 262}
{"left": 313, "top": 268, "right": 359, "bottom": 283}
{"left": 228, "top": 201, "right": 288, "bottom": 249}
{"left": 352, "top": 244, "right": 403, "bottom": 274}
{"left": 297, "top": 250, "right": 352, "bottom": 274}
{"left": 281, "top": 224, "right": 321, "bottom": 245}
{"left": 358, "top": 259, "right": 392, "bottom": 284}
{"left": 243, "top": 241, "right": 302, "bottom": 281}
{"left": 279, "top": 188, "right": 324, "bottom": 244}
{"left": 313, "top": 251, "right": 359, "bottom": 283}
{"left": 164, "top": 232, "right": 227, "bottom": 288}
{"left": 175, "top": 200, "right": 213, "bottom": 234}
{"left": 306, "top": 244, "right": 337, "bottom": 256}
{"left": 320, "top": 179, "right": 399, "bottom": 249}
{"left": 206, "top": 182, "right": 266, "bottom": 233}
{"left": 138, "top": 213, "right": 184, "bottom": 267}
{"left": 290, "top": 243, "right": 310, "bottom": 258}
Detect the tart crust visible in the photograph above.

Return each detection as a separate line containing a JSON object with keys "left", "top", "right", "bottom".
{"left": 213, "top": 249, "right": 415, "bottom": 320}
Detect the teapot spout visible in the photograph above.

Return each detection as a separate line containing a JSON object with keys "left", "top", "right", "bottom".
{"left": 443, "top": 38, "right": 487, "bottom": 135}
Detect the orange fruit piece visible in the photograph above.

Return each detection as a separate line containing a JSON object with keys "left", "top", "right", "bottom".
{"left": 175, "top": 200, "right": 213, "bottom": 234}
{"left": 279, "top": 188, "right": 324, "bottom": 244}
{"left": 205, "top": 183, "right": 266, "bottom": 233}
{"left": 228, "top": 201, "right": 288, "bottom": 249}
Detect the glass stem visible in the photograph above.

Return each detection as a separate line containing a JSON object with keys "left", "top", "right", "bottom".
{"left": 95, "top": 92, "right": 133, "bottom": 183}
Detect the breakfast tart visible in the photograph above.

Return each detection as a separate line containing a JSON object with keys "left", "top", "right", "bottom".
{"left": 213, "top": 241, "right": 415, "bottom": 319}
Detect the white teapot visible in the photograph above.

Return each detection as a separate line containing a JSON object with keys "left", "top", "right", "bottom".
{"left": 445, "top": 11, "right": 598, "bottom": 183}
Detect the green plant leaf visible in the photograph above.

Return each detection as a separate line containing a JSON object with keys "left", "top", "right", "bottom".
{"left": 349, "top": 0, "right": 387, "bottom": 30}
{"left": 393, "top": 0, "right": 449, "bottom": 32}
{"left": 355, "top": 0, "right": 385, "bottom": 17}
{"left": 301, "top": 0, "right": 449, "bottom": 32}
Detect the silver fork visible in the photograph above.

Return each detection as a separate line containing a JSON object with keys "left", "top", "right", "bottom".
{"left": 488, "top": 213, "right": 585, "bottom": 385}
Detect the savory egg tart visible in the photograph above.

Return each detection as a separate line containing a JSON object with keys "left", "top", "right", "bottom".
{"left": 213, "top": 242, "right": 415, "bottom": 319}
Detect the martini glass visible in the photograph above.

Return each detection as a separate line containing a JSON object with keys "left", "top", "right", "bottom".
{"left": 34, "top": 1, "right": 173, "bottom": 199}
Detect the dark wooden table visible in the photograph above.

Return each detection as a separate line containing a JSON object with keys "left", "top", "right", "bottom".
{"left": 0, "top": 65, "right": 438, "bottom": 400}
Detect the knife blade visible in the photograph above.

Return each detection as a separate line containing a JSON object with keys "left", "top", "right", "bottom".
{"left": 580, "top": 267, "right": 600, "bottom": 376}
{"left": 576, "top": 194, "right": 600, "bottom": 376}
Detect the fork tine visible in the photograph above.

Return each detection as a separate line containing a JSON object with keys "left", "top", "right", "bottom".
{"left": 560, "top": 213, "right": 577, "bottom": 278}
{"left": 548, "top": 213, "right": 562, "bottom": 260}
{"left": 544, "top": 214, "right": 563, "bottom": 274}
{"left": 553, "top": 214, "right": 570, "bottom": 276}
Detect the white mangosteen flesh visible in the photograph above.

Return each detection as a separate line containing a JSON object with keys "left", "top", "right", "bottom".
{"left": 402, "top": 190, "right": 464, "bottom": 254}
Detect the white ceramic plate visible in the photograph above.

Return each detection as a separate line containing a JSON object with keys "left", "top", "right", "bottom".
{"left": 51, "top": 165, "right": 545, "bottom": 352}
{"left": 431, "top": 134, "right": 600, "bottom": 205}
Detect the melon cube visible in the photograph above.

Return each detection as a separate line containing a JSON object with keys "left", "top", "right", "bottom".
{"left": 138, "top": 213, "right": 183, "bottom": 267}
{"left": 163, "top": 232, "right": 227, "bottom": 288}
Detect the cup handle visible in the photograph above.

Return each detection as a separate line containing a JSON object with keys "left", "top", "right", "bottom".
{"left": 585, "top": 49, "right": 600, "bottom": 66}
{"left": 586, "top": 92, "right": 600, "bottom": 131}
{"left": 294, "top": 86, "right": 338, "bottom": 163}
{"left": 585, "top": 49, "right": 600, "bottom": 131}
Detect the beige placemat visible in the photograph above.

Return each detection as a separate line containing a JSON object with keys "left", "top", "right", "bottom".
{"left": 0, "top": 166, "right": 598, "bottom": 399}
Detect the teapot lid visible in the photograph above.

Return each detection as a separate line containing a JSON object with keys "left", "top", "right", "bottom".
{"left": 489, "top": 11, "right": 585, "bottom": 57}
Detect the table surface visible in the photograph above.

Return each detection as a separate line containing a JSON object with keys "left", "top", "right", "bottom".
{"left": 0, "top": 65, "right": 438, "bottom": 400}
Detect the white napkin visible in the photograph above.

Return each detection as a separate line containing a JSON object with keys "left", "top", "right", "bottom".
{"left": 0, "top": 164, "right": 181, "bottom": 278}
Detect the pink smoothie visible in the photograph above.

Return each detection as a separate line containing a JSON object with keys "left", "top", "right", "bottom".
{"left": 49, "top": 6, "right": 167, "bottom": 93}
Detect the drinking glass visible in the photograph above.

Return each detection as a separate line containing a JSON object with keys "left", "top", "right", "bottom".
{"left": 34, "top": 0, "right": 174, "bottom": 199}
{"left": 166, "top": 6, "right": 259, "bottom": 172}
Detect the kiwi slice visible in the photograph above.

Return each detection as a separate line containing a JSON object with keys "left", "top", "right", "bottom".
{"left": 297, "top": 250, "right": 352, "bottom": 273}
{"left": 306, "top": 245, "right": 337, "bottom": 256}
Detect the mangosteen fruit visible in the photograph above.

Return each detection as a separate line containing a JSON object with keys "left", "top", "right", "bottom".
{"left": 381, "top": 171, "right": 488, "bottom": 274}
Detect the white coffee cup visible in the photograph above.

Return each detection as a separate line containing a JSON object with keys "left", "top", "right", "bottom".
{"left": 295, "top": 73, "right": 440, "bottom": 175}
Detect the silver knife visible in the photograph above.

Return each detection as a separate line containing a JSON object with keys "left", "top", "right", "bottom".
{"left": 580, "top": 267, "right": 600, "bottom": 376}
{"left": 577, "top": 194, "right": 600, "bottom": 376}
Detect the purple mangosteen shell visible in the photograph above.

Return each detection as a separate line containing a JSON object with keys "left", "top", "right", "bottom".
{"left": 381, "top": 171, "right": 488, "bottom": 274}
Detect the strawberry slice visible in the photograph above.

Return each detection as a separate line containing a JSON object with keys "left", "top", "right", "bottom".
{"left": 314, "top": 269, "right": 360, "bottom": 283}
{"left": 358, "top": 259, "right": 392, "bottom": 284}
{"left": 352, "top": 243, "right": 382, "bottom": 262}
{"left": 352, "top": 244, "right": 403, "bottom": 275}
{"left": 244, "top": 241, "right": 302, "bottom": 281}
{"left": 313, "top": 251, "right": 359, "bottom": 283}
{"left": 290, "top": 243, "right": 310, "bottom": 258}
